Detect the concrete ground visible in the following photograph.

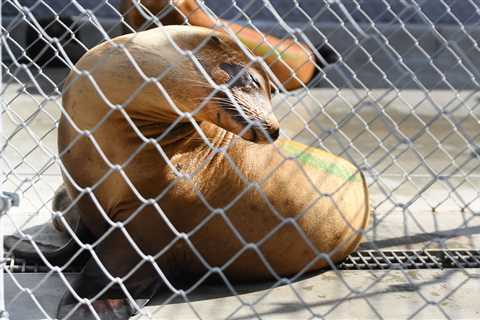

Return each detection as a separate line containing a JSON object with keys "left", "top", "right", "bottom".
{"left": 1, "top": 67, "right": 480, "bottom": 319}
{"left": 4, "top": 270, "right": 480, "bottom": 319}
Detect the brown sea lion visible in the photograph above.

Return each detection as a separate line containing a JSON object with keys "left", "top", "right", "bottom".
{"left": 120, "top": 0, "right": 340, "bottom": 89}
{"left": 121, "top": 0, "right": 186, "bottom": 31}
{"left": 8, "top": 25, "right": 369, "bottom": 319}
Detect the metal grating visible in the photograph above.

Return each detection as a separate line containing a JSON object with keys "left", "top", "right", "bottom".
{"left": 2, "top": 256, "right": 81, "bottom": 273}
{"left": 339, "top": 250, "right": 480, "bottom": 270}
{"left": 4, "top": 250, "right": 480, "bottom": 273}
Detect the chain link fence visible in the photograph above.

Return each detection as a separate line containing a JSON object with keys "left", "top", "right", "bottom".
{"left": 1, "top": 0, "right": 480, "bottom": 319}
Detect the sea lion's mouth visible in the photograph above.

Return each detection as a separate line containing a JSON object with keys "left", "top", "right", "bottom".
{"left": 249, "top": 126, "right": 279, "bottom": 143}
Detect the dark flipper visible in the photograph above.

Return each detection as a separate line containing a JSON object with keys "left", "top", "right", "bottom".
{"left": 57, "top": 275, "right": 154, "bottom": 320}
{"left": 314, "top": 44, "right": 340, "bottom": 68}
{"left": 57, "top": 230, "right": 163, "bottom": 320}
{"left": 57, "top": 275, "right": 155, "bottom": 320}
{"left": 58, "top": 297, "right": 150, "bottom": 320}
{"left": 3, "top": 221, "right": 93, "bottom": 267}
{"left": 4, "top": 185, "right": 94, "bottom": 267}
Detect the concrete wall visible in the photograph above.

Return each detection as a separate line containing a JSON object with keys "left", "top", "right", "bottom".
{"left": 3, "top": 0, "right": 480, "bottom": 89}
{"left": 4, "top": 0, "right": 480, "bottom": 25}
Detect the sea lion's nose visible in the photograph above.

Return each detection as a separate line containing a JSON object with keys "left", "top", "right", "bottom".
{"left": 268, "top": 127, "right": 280, "bottom": 141}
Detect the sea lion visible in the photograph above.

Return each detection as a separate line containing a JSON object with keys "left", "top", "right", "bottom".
{"left": 120, "top": 0, "right": 340, "bottom": 89}
{"left": 9, "top": 25, "right": 369, "bottom": 319}
{"left": 121, "top": 0, "right": 186, "bottom": 31}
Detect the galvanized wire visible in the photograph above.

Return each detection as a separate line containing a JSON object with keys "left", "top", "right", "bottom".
{"left": 1, "top": 0, "right": 480, "bottom": 319}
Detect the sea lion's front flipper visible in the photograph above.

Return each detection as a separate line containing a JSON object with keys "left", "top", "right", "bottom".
{"left": 3, "top": 220, "right": 93, "bottom": 266}
{"left": 57, "top": 230, "right": 162, "bottom": 320}
{"left": 4, "top": 185, "right": 94, "bottom": 266}
{"left": 4, "top": 234, "right": 63, "bottom": 259}
{"left": 3, "top": 233, "right": 90, "bottom": 271}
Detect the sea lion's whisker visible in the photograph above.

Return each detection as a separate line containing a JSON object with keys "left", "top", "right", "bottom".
{"left": 192, "top": 96, "right": 233, "bottom": 102}
{"left": 193, "top": 97, "right": 230, "bottom": 103}
{"left": 230, "top": 114, "right": 260, "bottom": 123}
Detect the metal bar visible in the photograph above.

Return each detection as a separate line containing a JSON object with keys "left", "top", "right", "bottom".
{"left": 338, "top": 250, "right": 480, "bottom": 270}
{"left": 4, "top": 250, "right": 480, "bottom": 273}
{"left": 0, "top": 2, "right": 7, "bottom": 317}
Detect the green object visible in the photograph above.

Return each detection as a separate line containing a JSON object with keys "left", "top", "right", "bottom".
{"left": 280, "top": 143, "right": 360, "bottom": 182}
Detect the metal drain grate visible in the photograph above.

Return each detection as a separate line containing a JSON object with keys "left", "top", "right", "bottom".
{"left": 339, "top": 250, "right": 480, "bottom": 270}
{"left": 2, "top": 256, "right": 81, "bottom": 273}
{"left": 3, "top": 257, "right": 52, "bottom": 273}
{"left": 3, "top": 250, "right": 480, "bottom": 273}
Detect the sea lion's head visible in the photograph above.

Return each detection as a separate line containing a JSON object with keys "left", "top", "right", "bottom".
{"left": 210, "top": 59, "right": 279, "bottom": 144}
{"left": 83, "top": 26, "right": 280, "bottom": 143}
{"left": 187, "top": 31, "right": 280, "bottom": 144}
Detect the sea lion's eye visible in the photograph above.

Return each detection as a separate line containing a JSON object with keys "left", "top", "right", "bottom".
{"left": 209, "top": 35, "right": 221, "bottom": 46}
{"left": 219, "top": 64, "right": 262, "bottom": 90}
{"left": 249, "top": 73, "right": 261, "bottom": 88}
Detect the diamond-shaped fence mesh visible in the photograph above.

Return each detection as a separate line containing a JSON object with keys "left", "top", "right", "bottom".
{"left": 1, "top": 0, "right": 480, "bottom": 319}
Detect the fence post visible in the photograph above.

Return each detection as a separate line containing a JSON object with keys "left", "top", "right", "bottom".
{"left": 0, "top": 3, "right": 5, "bottom": 317}
{"left": 0, "top": 4, "right": 14, "bottom": 319}
{"left": 0, "top": 2, "right": 5, "bottom": 317}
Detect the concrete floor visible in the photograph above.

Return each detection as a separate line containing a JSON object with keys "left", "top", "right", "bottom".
{"left": 1, "top": 67, "right": 480, "bottom": 318}
{"left": 4, "top": 269, "right": 480, "bottom": 319}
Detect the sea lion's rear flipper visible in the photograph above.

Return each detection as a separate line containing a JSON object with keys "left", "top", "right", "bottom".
{"left": 58, "top": 295, "right": 150, "bottom": 320}
{"left": 3, "top": 185, "right": 93, "bottom": 266}
{"left": 57, "top": 275, "right": 154, "bottom": 320}
{"left": 57, "top": 230, "right": 162, "bottom": 319}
